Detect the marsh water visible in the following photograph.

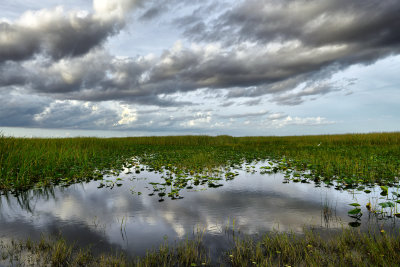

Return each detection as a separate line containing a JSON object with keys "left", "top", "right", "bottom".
{"left": 1, "top": 162, "right": 399, "bottom": 259}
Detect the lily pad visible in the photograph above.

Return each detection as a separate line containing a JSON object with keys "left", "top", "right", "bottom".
{"left": 348, "top": 208, "right": 362, "bottom": 215}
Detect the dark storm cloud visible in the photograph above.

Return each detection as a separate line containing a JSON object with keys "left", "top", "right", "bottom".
{"left": 0, "top": 12, "right": 116, "bottom": 61}
{"left": 0, "top": 93, "right": 47, "bottom": 127}
{"left": 174, "top": 0, "right": 400, "bottom": 99}
{"left": 1, "top": 0, "right": 400, "bottom": 112}
{"left": 0, "top": 49, "right": 189, "bottom": 107}
{"left": 0, "top": 0, "right": 145, "bottom": 62}
{"left": 0, "top": 38, "right": 380, "bottom": 108}
{"left": 190, "top": 0, "right": 400, "bottom": 47}
{"left": 0, "top": 61, "right": 28, "bottom": 86}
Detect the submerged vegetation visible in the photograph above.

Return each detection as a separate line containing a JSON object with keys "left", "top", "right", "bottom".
{"left": 1, "top": 133, "right": 399, "bottom": 192}
{"left": 1, "top": 229, "right": 400, "bottom": 266}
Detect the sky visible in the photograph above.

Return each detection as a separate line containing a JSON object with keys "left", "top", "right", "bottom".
{"left": 0, "top": 0, "right": 399, "bottom": 137}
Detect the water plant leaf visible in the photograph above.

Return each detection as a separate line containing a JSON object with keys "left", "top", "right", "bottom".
{"left": 349, "top": 203, "right": 361, "bottom": 207}
{"left": 348, "top": 208, "right": 362, "bottom": 215}
{"left": 378, "top": 202, "right": 394, "bottom": 208}
{"left": 344, "top": 178, "right": 353, "bottom": 185}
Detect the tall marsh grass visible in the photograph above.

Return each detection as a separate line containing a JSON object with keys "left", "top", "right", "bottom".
{"left": 1, "top": 132, "right": 399, "bottom": 191}
{"left": 1, "top": 229, "right": 400, "bottom": 266}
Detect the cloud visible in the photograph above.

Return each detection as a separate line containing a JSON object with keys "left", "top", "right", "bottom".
{"left": 0, "top": 92, "right": 139, "bottom": 130}
{"left": 177, "top": 0, "right": 400, "bottom": 100}
{"left": 220, "top": 101, "right": 235, "bottom": 107}
{"left": 271, "top": 81, "right": 342, "bottom": 105}
{"left": 0, "top": 0, "right": 396, "bottom": 133}
{"left": 32, "top": 100, "right": 118, "bottom": 129}
{"left": 0, "top": 0, "right": 142, "bottom": 62}
{"left": 218, "top": 110, "right": 269, "bottom": 119}
{"left": 189, "top": 0, "right": 400, "bottom": 48}
{"left": 267, "top": 112, "right": 287, "bottom": 121}
{"left": 180, "top": 112, "right": 212, "bottom": 128}
{"left": 241, "top": 98, "right": 262, "bottom": 106}
{"left": 0, "top": 49, "right": 190, "bottom": 106}
{"left": 93, "top": 0, "right": 142, "bottom": 20}
{"left": 0, "top": 88, "right": 336, "bottom": 133}
{"left": 235, "top": 111, "right": 335, "bottom": 129}
{"left": 264, "top": 114, "right": 335, "bottom": 128}
{"left": 140, "top": 0, "right": 222, "bottom": 22}
{"left": 2, "top": 0, "right": 399, "bottom": 108}
{"left": 0, "top": 93, "right": 48, "bottom": 127}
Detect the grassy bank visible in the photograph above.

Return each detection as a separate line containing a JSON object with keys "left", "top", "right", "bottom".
{"left": 1, "top": 229, "right": 399, "bottom": 266}
{"left": 1, "top": 133, "right": 400, "bottom": 192}
{"left": 229, "top": 229, "right": 400, "bottom": 266}
{"left": 0, "top": 235, "right": 209, "bottom": 267}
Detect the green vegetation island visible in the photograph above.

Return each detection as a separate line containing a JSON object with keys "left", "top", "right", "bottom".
{"left": 1, "top": 132, "right": 400, "bottom": 266}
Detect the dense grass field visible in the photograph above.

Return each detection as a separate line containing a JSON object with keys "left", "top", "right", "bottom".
{"left": 1, "top": 133, "right": 400, "bottom": 191}
{"left": 1, "top": 133, "right": 399, "bottom": 192}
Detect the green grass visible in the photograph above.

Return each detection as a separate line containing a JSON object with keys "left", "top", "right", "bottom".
{"left": 1, "top": 133, "right": 400, "bottom": 266}
{"left": 228, "top": 229, "right": 400, "bottom": 267}
{"left": 1, "top": 229, "right": 400, "bottom": 266}
{"left": 1, "top": 235, "right": 209, "bottom": 267}
{"left": 1, "top": 133, "right": 400, "bottom": 192}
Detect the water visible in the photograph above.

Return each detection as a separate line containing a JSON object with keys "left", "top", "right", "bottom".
{"left": 1, "top": 162, "right": 399, "bottom": 259}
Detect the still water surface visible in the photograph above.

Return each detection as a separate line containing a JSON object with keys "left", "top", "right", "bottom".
{"left": 0, "top": 163, "right": 399, "bottom": 257}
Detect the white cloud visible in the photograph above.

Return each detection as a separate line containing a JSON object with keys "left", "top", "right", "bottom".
{"left": 115, "top": 104, "right": 137, "bottom": 126}
{"left": 93, "top": 0, "right": 141, "bottom": 20}
{"left": 180, "top": 112, "right": 212, "bottom": 128}
{"left": 266, "top": 116, "right": 335, "bottom": 128}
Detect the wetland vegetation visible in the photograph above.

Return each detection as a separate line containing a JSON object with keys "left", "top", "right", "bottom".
{"left": 1, "top": 133, "right": 400, "bottom": 192}
{"left": 1, "top": 132, "right": 400, "bottom": 266}
{"left": 2, "top": 229, "right": 400, "bottom": 266}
